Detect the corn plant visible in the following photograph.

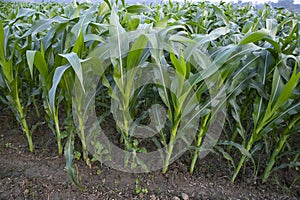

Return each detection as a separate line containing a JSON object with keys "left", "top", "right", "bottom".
{"left": 0, "top": 19, "right": 36, "bottom": 152}
{"left": 231, "top": 59, "right": 300, "bottom": 182}
{"left": 262, "top": 108, "right": 300, "bottom": 182}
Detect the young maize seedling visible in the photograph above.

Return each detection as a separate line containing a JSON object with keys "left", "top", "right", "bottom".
{"left": 0, "top": 21, "right": 34, "bottom": 152}
{"left": 232, "top": 65, "right": 300, "bottom": 182}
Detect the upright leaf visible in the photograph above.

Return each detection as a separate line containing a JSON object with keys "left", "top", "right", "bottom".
{"left": 49, "top": 65, "right": 70, "bottom": 113}
{"left": 126, "top": 34, "right": 148, "bottom": 71}
{"left": 109, "top": 9, "right": 129, "bottom": 86}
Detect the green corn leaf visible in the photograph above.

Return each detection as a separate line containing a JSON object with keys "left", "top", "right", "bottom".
{"left": 126, "top": 5, "right": 152, "bottom": 14}
{"left": 263, "top": 102, "right": 300, "bottom": 138}
{"left": 88, "top": 43, "right": 110, "bottom": 61}
{"left": 29, "top": 16, "right": 70, "bottom": 38}
{"left": 253, "top": 96, "right": 264, "bottom": 131}
{"left": 272, "top": 162, "right": 300, "bottom": 172}
{"left": 72, "top": 30, "right": 84, "bottom": 58}
{"left": 266, "top": 19, "right": 278, "bottom": 38}
{"left": 64, "top": 134, "right": 86, "bottom": 190}
{"left": 104, "top": 0, "right": 112, "bottom": 10}
{"left": 26, "top": 50, "right": 49, "bottom": 80}
{"left": 169, "top": 35, "right": 196, "bottom": 44}
{"left": 208, "top": 27, "right": 230, "bottom": 41}
{"left": 84, "top": 34, "right": 104, "bottom": 43}
{"left": 1, "top": 59, "right": 13, "bottom": 84}
{"left": 16, "top": 8, "right": 37, "bottom": 19}
{"left": 215, "top": 146, "right": 235, "bottom": 168}
{"left": 155, "top": 16, "right": 169, "bottom": 29}
{"left": 59, "top": 52, "right": 84, "bottom": 92}
{"left": 272, "top": 67, "right": 300, "bottom": 111}
{"left": 170, "top": 50, "right": 186, "bottom": 78}
{"left": 260, "top": 65, "right": 300, "bottom": 132}
{"left": 98, "top": 2, "right": 110, "bottom": 16}
{"left": 242, "top": 21, "right": 253, "bottom": 33}
{"left": 109, "top": 8, "right": 129, "bottom": 88}
{"left": 281, "top": 20, "right": 298, "bottom": 50}
{"left": 253, "top": 52, "right": 270, "bottom": 128}
{"left": 126, "top": 34, "right": 148, "bottom": 71}
{"left": 212, "top": 4, "right": 229, "bottom": 26}
{"left": 264, "top": 37, "right": 281, "bottom": 53}
{"left": 0, "top": 21, "right": 5, "bottom": 61}
{"left": 230, "top": 99, "right": 246, "bottom": 140}
{"left": 127, "top": 15, "right": 140, "bottom": 31}
{"left": 0, "top": 21, "right": 12, "bottom": 84}
{"left": 239, "top": 30, "right": 270, "bottom": 45}
{"left": 26, "top": 51, "right": 35, "bottom": 78}
{"left": 109, "top": 8, "right": 128, "bottom": 59}
{"left": 49, "top": 65, "right": 70, "bottom": 113}
{"left": 219, "top": 141, "right": 255, "bottom": 165}
{"left": 288, "top": 114, "right": 300, "bottom": 130}
{"left": 266, "top": 66, "right": 300, "bottom": 118}
{"left": 269, "top": 67, "right": 283, "bottom": 110}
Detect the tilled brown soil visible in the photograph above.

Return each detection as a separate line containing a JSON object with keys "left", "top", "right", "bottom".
{"left": 0, "top": 109, "right": 299, "bottom": 200}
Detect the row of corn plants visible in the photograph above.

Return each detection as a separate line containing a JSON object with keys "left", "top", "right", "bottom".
{"left": 0, "top": 0, "right": 299, "bottom": 186}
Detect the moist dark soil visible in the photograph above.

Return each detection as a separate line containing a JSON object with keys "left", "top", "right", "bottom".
{"left": 0, "top": 107, "right": 300, "bottom": 200}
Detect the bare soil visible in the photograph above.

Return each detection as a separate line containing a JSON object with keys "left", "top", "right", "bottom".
{"left": 0, "top": 107, "right": 300, "bottom": 200}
